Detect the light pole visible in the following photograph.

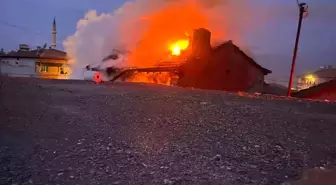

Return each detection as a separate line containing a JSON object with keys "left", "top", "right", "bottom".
{"left": 287, "top": 1, "right": 308, "bottom": 97}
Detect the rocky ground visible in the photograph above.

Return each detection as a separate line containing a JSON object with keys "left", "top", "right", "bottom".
{"left": 0, "top": 77, "right": 335, "bottom": 185}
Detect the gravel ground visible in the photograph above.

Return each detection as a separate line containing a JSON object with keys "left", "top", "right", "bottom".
{"left": 0, "top": 77, "right": 335, "bottom": 185}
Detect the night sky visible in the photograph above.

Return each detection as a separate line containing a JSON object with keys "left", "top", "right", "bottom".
{"left": 1, "top": 0, "right": 335, "bottom": 84}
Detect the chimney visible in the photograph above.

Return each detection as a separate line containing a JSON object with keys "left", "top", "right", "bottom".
{"left": 177, "top": 28, "right": 213, "bottom": 88}
{"left": 191, "top": 28, "right": 212, "bottom": 58}
{"left": 35, "top": 46, "right": 42, "bottom": 55}
{"left": 18, "top": 44, "right": 30, "bottom": 51}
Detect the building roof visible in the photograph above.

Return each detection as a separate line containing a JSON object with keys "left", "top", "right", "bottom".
{"left": 213, "top": 41, "right": 272, "bottom": 75}
{"left": 0, "top": 49, "right": 67, "bottom": 60}
{"left": 313, "top": 68, "right": 336, "bottom": 79}
{"left": 291, "top": 79, "right": 336, "bottom": 98}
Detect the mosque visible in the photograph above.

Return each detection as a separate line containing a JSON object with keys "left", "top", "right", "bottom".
{"left": 0, "top": 18, "right": 70, "bottom": 79}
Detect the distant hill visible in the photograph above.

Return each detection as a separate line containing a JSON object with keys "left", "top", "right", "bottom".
{"left": 262, "top": 83, "right": 288, "bottom": 96}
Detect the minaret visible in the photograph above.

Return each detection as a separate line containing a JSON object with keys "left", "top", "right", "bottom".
{"left": 51, "top": 17, "right": 57, "bottom": 49}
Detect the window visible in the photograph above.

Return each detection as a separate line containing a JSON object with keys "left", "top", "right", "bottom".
{"left": 40, "top": 64, "right": 48, "bottom": 72}
{"left": 60, "top": 67, "right": 64, "bottom": 74}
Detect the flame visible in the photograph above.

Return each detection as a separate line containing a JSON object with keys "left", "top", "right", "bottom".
{"left": 169, "top": 39, "right": 189, "bottom": 56}
{"left": 124, "top": 2, "right": 219, "bottom": 85}
{"left": 126, "top": 72, "right": 174, "bottom": 86}
{"left": 127, "top": 2, "right": 211, "bottom": 67}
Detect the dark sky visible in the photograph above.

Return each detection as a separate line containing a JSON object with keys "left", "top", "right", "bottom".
{"left": 1, "top": 0, "right": 335, "bottom": 84}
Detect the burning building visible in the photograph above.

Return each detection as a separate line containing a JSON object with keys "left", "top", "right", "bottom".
{"left": 110, "top": 28, "right": 271, "bottom": 93}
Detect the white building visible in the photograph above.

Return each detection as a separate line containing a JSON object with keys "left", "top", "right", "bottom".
{"left": 0, "top": 18, "right": 70, "bottom": 79}
{"left": 0, "top": 57, "right": 36, "bottom": 78}
{"left": 0, "top": 46, "right": 70, "bottom": 79}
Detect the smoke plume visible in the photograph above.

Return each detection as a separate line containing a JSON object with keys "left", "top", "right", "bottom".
{"left": 63, "top": 0, "right": 262, "bottom": 79}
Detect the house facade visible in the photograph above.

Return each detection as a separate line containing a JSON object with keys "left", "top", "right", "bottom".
{"left": 0, "top": 46, "right": 70, "bottom": 79}
{"left": 0, "top": 18, "right": 69, "bottom": 79}
{"left": 292, "top": 80, "right": 336, "bottom": 101}
{"left": 0, "top": 57, "right": 36, "bottom": 78}
{"left": 211, "top": 41, "right": 271, "bottom": 92}
{"left": 178, "top": 39, "right": 272, "bottom": 93}
{"left": 297, "top": 66, "right": 336, "bottom": 90}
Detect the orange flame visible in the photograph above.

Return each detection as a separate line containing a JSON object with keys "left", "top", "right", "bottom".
{"left": 126, "top": 2, "right": 210, "bottom": 68}
{"left": 123, "top": 1, "right": 221, "bottom": 85}
{"left": 126, "top": 72, "right": 175, "bottom": 86}
{"left": 169, "top": 39, "right": 189, "bottom": 56}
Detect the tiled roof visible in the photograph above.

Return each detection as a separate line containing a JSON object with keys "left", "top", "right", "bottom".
{"left": 213, "top": 41, "right": 272, "bottom": 75}
{"left": 0, "top": 49, "right": 67, "bottom": 60}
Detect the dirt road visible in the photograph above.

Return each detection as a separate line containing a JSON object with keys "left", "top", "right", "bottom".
{"left": 0, "top": 77, "right": 335, "bottom": 185}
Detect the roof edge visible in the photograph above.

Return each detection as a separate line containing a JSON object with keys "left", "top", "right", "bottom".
{"left": 0, "top": 55, "right": 68, "bottom": 60}
{"left": 291, "top": 79, "right": 336, "bottom": 98}
{"left": 212, "top": 41, "right": 272, "bottom": 75}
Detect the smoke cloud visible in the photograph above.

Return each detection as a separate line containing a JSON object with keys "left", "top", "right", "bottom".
{"left": 63, "top": 0, "right": 264, "bottom": 79}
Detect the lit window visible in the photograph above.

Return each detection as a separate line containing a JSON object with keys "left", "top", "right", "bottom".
{"left": 60, "top": 67, "right": 64, "bottom": 74}
{"left": 40, "top": 64, "right": 48, "bottom": 72}
{"left": 305, "top": 75, "right": 315, "bottom": 85}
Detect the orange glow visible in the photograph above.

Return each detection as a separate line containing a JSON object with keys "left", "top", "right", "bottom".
{"left": 126, "top": 72, "right": 173, "bottom": 86}
{"left": 169, "top": 39, "right": 189, "bottom": 56}
{"left": 120, "top": 1, "right": 225, "bottom": 85}
{"left": 126, "top": 2, "right": 212, "bottom": 68}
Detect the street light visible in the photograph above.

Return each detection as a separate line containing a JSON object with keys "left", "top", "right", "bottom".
{"left": 287, "top": 0, "right": 308, "bottom": 96}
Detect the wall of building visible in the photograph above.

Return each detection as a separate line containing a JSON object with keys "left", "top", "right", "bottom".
{"left": 246, "top": 59, "right": 265, "bottom": 93}
{"left": 297, "top": 76, "right": 321, "bottom": 90}
{"left": 0, "top": 58, "right": 37, "bottom": 77}
{"left": 297, "top": 67, "right": 336, "bottom": 90}
{"left": 305, "top": 86, "right": 336, "bottom": 101}
{"left": 0, "top": 57, "right": 70, "bottom": 79}
{"left": 297, "top": 77, "right": 334, "bottom": 90}
{"left": 36, "top": 59, "right": 70, "bottom": 79}
{"left": 204, "top": 44, "right": 265, "bottom": 92}
{"left": 178, "top": 43, "right": 266, "bottom": 92}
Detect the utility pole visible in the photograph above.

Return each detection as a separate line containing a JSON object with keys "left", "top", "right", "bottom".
{"left": 287, "top": 1, "right": 308, "bottom": 97}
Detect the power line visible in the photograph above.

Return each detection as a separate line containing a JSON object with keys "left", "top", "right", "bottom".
{"left": 20, "top": 0, "right": 90, "bottom": 14}
{"left": 0, "top": 19, "right": 43, "bottom": 36}
{"left": 0, "top": 18, "right": 69, "bottom": 41}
